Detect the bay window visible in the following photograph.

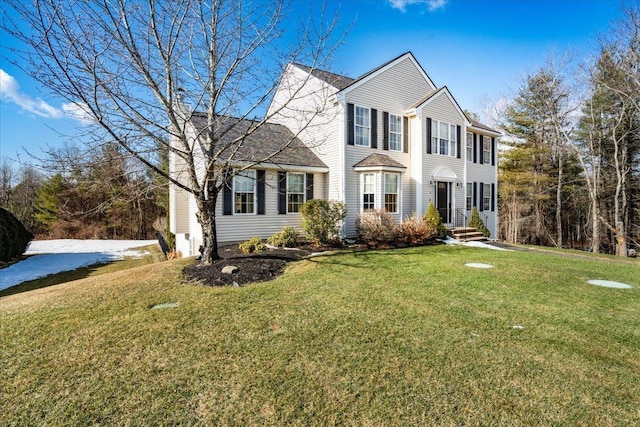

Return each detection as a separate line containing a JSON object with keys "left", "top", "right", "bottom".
{"left": 384, "top": 173, "right": 399, "bottom": 213}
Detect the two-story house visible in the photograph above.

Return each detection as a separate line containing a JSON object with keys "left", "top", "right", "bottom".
{"left": 170, "top": 52, "right": 499, "bottom": 256}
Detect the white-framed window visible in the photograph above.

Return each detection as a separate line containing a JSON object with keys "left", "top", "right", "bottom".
{"left": 483, "top": 137, "right": 492, "bottom": 164}
{"left": 287, "top": 173, "right": 305, "bottom": 213}
{"left": 234, "top": 170, "right": 255, "bottom": 214}
{"left": 466, "top": 182, "right": 473, "bottom": 211}
{"left": 384, "top": 173, "right": 399, "bottom": 213}
{"left": 362, "top": 173, "right": 375, "bottom": 211}
{"left": 466, "top": 132, "right": 473, "bottom": 162}
{"left": 431, "top": 120, "right": 457, "bottom": 157}
{"left": 389, "top": 114, "right": 402, "bottom": 151}
{"left": 483, "top": 183, "right": 491, "bottom": 211}
{"left": 355, "top": 106, "right": 370, "bottom": 147}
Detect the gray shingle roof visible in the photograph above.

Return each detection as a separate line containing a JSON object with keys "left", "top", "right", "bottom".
{"left": 353, "top": 153, "right": 406, "bottom": 169}
{"left": 468, "top": 118, "right": 500, "bottom": 134}
{"left": 189, "top": 114, "right": 327, "bottom": 169}
{"left": 291, "top": 63, "right": 355, "bottom": 90}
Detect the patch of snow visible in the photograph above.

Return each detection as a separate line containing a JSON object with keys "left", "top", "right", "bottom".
{"left": 0, "top": 239, "right": 157, "bottom": 291}
{"left": 443, "top": 237, "right": 511, "bottom": 251}
{"left": 150, "top": 302, "right": 179, "bottom": 310}
{"left": 465, "top": 262, "right": 493, "bottom": 269}
{"left": 588, "top": 279, "right": 633, "bottom": 289}
{"left": 511, "top": 325, "right": 524, "bottom": 330}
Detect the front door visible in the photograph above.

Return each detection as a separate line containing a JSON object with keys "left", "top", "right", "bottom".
{"left": 436, "top": 181, "right": 451, "bottom": 224}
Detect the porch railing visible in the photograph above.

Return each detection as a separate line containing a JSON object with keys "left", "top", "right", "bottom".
{"left": 453, "top": 208, "right": 467, "bottom": 229}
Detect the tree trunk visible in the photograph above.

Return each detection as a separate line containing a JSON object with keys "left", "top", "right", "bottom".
{"left": 556, "top": 153, "right": 563, "bottom": 248}
{"left": 591, "top": 193, "right": 600, "bottom": 253}
{"left": 195, "top": 195, "right": 220, "bottom": 264}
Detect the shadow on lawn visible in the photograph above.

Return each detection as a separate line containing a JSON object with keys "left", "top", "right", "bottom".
{"left": 0, "top": 263, "right": 104, "bottom": 298}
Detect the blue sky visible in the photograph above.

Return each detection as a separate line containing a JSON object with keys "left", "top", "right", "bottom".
{"left": 0, "top": 0, "right": 624, "bottom": 169}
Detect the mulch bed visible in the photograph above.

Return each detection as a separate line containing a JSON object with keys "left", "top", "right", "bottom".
{"left": 182, "top": 244, "right": 331, "bottom": 287}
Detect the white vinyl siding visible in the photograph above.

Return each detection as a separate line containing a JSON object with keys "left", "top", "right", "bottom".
{"left": 355, "top": 106, "right": 371, "bottom": 147}
{"left": 389, "top": 114, "right": 402, "bottom": 151}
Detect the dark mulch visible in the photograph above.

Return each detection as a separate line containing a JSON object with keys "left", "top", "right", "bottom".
{"left": 182, "top": 244, "right": 331, "bottom": 287}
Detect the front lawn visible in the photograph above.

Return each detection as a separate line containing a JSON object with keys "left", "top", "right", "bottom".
{"left": 1, "top": 245, "right": 638, "bottom": 426}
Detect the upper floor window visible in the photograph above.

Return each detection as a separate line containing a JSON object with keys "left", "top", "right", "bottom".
{"left": 431, "top": 120, "right": 457, "bottom": 157}
{"left": 287, "top": 173, "right": 305, "bottom": 213}
{"left": 384, "top": 173, "right": 399, "bottom": 213}
{"left": 388, "top": 114, "right": 402, "bottom": 151}
{"left": 483, "top": 137, "right": 492, "bottom": 164}
{"left": 355, "top": 106, "right": 370, "bottom": 147}
{"left": 234, "top": 170, "right": 255, "bottom": 214}
{"left": 362, "top": 173, "right": 375, "bottom": 211}
{"left": 466, "top": 132, "right": 473, "bottom": 162}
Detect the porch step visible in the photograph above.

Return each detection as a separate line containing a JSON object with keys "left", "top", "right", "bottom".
{"left": 450, "top": 227, "right": 488, "bottom": 242}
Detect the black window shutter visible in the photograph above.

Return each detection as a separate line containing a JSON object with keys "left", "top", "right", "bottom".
{"left": 371, "top": 109, "right": 377, "bottom": 149}
{"left": 491, "top": 183, "right": 496, "bottom": 211}
{"left": 479, "top": 182, "right": 484, "bottom": 211}
{"left": 347, "top": 103, "right": 354, "bottom": 145}
{"left": 403, "top": 116, "right": 409, "bottom": 153}
{"left": 257, "top": 169, "right": 265, "bottom": 215}
{"left": 473, "top": 182, "right": 477, "bottom": 208}
{"left": 278, "top": 171, "right": 287, "bottom": 214}
{"left": 223, "top": 168, "right": 233, "bottom": 215}
{"left": 383, "top": 111, "right": 389, "bottom": 150}
{"left": 491, "top": 137, "right": 496, "bottom": 166}
{"left": 426, "top": 117, "right": 432, "bottom": 154}
{"left": 306, "top": 173, "right": 314, "bottom": 201}
{"left": 479, "top": 135, "right": 484, "bottom": 164}
{"left": 473, "top": 133, "right": 477, "bottom": 163}
{"left": 456, "top": 125, "right": 461, "bottom": 159}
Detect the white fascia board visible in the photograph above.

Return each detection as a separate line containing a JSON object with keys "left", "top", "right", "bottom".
{"left": 468, "top": 125, "right": 502, "bottom": 137}
{"left": 353, "top": 165, "right": 407, "bottom": 173}
{"left": 228, "top": 160, "right": 328, "bottom": 174}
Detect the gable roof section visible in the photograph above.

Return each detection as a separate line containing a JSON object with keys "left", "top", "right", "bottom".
{"left": 291, "top": 63, "right": 355, "bottom": 90}
{"left": 411, "top": 86, "right": 470, "bottom": 126}
{"left": 468, "top": 118, "right": 501, "bottom": 136}
{"left": 340, "top": 52, "right": 437, "bottom": 94}
{"left": 353, "top": 153, "right": 406, "bottom": 170}
{"left": 190, "top": 114, "right": 327, "bottom": 169}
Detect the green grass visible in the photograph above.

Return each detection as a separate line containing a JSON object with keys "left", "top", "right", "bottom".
{"left": 1, "top": 245, "right": 639, "bottom": 426}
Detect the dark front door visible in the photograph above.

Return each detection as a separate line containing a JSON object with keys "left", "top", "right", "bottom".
{"left": 436, "top": 181, "right": 451, "bottom": 223}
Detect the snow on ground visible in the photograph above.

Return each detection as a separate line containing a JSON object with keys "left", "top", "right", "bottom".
{"left": 443, "top": 237, "right": 512, "bottom": 251}
{"left": 0, "top": 240, "right": 158, "bottom": 292}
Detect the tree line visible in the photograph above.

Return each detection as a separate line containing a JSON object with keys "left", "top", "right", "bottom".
{"left": 1, "top": 143, "right": 167, "bottom": 240}
{"left": 497, "top": 5, "right": 639, "bottom": 256}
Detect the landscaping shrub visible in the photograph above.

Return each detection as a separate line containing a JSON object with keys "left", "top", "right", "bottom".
{"left": 238, "top": 237, "right": 265, "bottom": 254}
{"left": 299, "top": 199, "right": 347, "bottom": 245}
{"left": 0, "top": 207, "right": 34, "bottom": 262}
{"left": 395, "top": 212, "right": 436, "bottom": 245}
{"left": 356, "top": 210, "right": 396, "bottom": 247}
{"left": 469, "top": 207, "right": 491, "bottom": 237}
{"left": 424, "top": 203, "right": 448, "bottom": 239}
{"left": 267, "top": 226, "right": 299, "bottom": 248}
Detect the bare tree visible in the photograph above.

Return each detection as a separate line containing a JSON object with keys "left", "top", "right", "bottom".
{"left": 3, "top": 0, "right": 344, "bottom": 263}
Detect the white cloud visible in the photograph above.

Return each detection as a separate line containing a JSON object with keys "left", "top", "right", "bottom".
{"left": 62, "top": 101, "right": 95, "bottom": 124}
{"left": 0, "top": 69, "right": 65, "bottom": 119}
{"left": 389, "top": 0, "right": 447, "bottom": 13}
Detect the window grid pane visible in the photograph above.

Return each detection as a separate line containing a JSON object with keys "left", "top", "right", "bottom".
{"left": 384, "top": 174, "right": 399, "bottom": 213}
{"left": 389, "top": 114, "right": 402, "bottom": 151}
{"left": 234, "top": 170, "right": 255, "bottom": 214}
{"left": 466, "top": 132, "right": 473, "bottom": 162}
{"left": 483, "top": 139, "right": 492, "bottom": 164}
{"left": 483, "top": 183, "right": 491, "bottom": 210}
{"left": 363, "top": 173, "right": 375, "bottom": 210}
{"left": 466, "top": 183, "right": 472, "bottom": 211}
{"left": 355, "top": 106, "right": 370, "bottom": 147}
